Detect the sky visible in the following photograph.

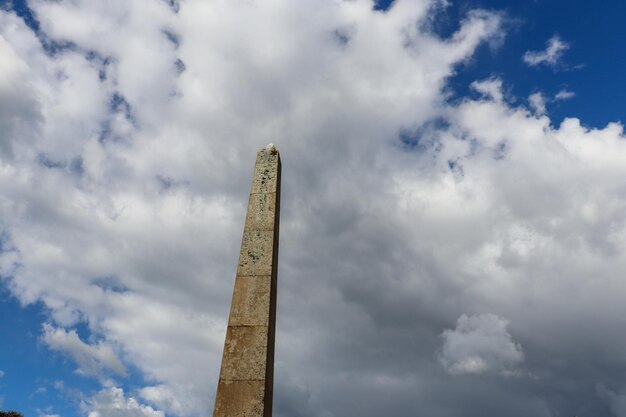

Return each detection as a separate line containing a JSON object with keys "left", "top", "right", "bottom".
{"left": 1, "top": 0, "right": 626, "bottom": 416}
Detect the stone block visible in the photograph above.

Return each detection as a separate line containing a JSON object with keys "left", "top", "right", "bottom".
{"left": 255, "top": 145, "right": 280, "bottom": 165}
{"left": 220, "top": 326, "right": 268, "bottom": 381}
{"left": 229, "top": 276, "right": 271, "bottom": 326}
{"left": 250, "top": 163, "right": 278, "bottom": 194}
{"left": 244, "top": 192, "right": 277, "bottom": 231}
{"left": 237, "top": 230, "right": 274, "bottom": 276}
{"left": 213, "top": 380, "right": 265, "bottom": 417}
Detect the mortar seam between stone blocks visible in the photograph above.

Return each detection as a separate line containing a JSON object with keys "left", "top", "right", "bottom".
{"left": 220, "top": 379, "right": 266, "bottom": 382}
{"left": 235, "top": 275, "right": 273, "bottom": 278}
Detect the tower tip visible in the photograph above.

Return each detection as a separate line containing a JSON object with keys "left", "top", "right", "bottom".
{"left": 259, "top": 143, "right": 279, "bottom": 156}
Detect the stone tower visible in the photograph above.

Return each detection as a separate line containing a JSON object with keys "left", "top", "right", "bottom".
{"left": 213, "top": 144, "right": 281, "bottom": 417}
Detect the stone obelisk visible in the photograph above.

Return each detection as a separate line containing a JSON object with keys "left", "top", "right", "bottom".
{"left": 213, "top": 144, "right": 281, "bottom": 417}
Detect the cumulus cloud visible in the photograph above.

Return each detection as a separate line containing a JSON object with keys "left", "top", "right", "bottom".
{"left": 42, "top": 324, "right": 126, "bottom": 378}
{"left": 438, "top": 314, "right": 524, "bottom": 375}
{"left": 471, "top": 77, "right": 505, "bottom": 102}
{"left": 0, "top": 34, "right": 41, "bottom": 159}
{"left": 528, "top": 92, "right": 547, "bottom": 115}
{"left": 83, "top": 387, "right": 164, "bottom": 417}
{"left": 528, "top": 89, "right": 575, "bottom": 115}
{"left": 138, "top": 385, "right": 185, "bottom": 417}
{"left": 1, "top": 1, "right": 625, "bottom": 417}
{"left": 523, "top": 35, "right": 569, "bottom": 67}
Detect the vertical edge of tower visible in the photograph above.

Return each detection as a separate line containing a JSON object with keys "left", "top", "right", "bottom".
{"left": 264, "top": 149, "right": 280, "bottom": 417}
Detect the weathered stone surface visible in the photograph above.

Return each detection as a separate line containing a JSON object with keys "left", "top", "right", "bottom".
{"left": 245, "top": 192, "right": 277, "bottom": 231}
{"left": 213, "top": 144, "right": 280, "bottom": 417}
{"left": 220, "top": 326, "right": 268, "bottom": 381}
{"left": 237, "top": 230, "right": 274, "bottom": 277}
{"left": 256, "top": 145, "right": 280, "bottom": 165}
{"left": 250, "top": 163, "right": 279, "bottom": 194}
{"left": 213, "top": 380, "right": 265, "bottom": 417}
{"left": 229, "top": 276, "right": 271, "bottom": 326}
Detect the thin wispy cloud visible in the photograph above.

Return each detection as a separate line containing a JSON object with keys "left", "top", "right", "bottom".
{"left": 523, "top": 35, "right": 569, "bottom": 67}
{"left": 528, "top": 89, "right": 575, "bottom": 115}
{"left": 42, "top": 324, "right": 127, "bottom": 379}
{"left": 555, "top": 89, "right": 576, "bottom": 100}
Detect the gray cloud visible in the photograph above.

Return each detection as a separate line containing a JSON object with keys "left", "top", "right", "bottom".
{"left": 438, "top": 314, "right": 524, "bottom": 375}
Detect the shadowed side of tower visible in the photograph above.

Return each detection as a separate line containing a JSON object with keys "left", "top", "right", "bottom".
{"left": 213, "top": 144, "right": 281, "bottom": 417}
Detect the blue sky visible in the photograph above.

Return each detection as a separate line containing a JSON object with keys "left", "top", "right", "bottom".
{"left": 2, "top": 1, "right": 626, "bottom": 416}
{"left": 0, "top": 292, "right": 97, "bottom": 416}
{"left": 441, "top": 0, "right": 626, "bottom": 128}
{"left": 384, "top": 0, "right": 626, "bottom": 130}
{"left": 0, "top": 289, "right": 149, "bottom": 416}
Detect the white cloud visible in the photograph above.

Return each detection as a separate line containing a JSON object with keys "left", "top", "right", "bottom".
{"left": 471, "top": 77, "right": 505, "bottom": 102}
{"left": 555, "top": 89, "right": 575, "bottom": 101}
{"left": 42, "top": 324, "right": 126, "bottom": 378}
{"left": 84, "top": 387, "right": 164, "bottom": 417}
{"left": 528, "top": 92, "right": 547, "bottom": 115}
{"left": 139, "top": 385, "right": 184, "bottom": 417}
{"left": 438, "top": 314, "right": 524, "bottom": 375}
{"left": 527, "top": 89, "right": 575, "bottom": 115}
{"left": 0, "top": 370, "right": 4, "bottom": 377}
{"left": 0, "top": 33, "right": 41, "bottom": 159}
{"left": 523, "top": 35, "right": 569, "bottom": 67}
